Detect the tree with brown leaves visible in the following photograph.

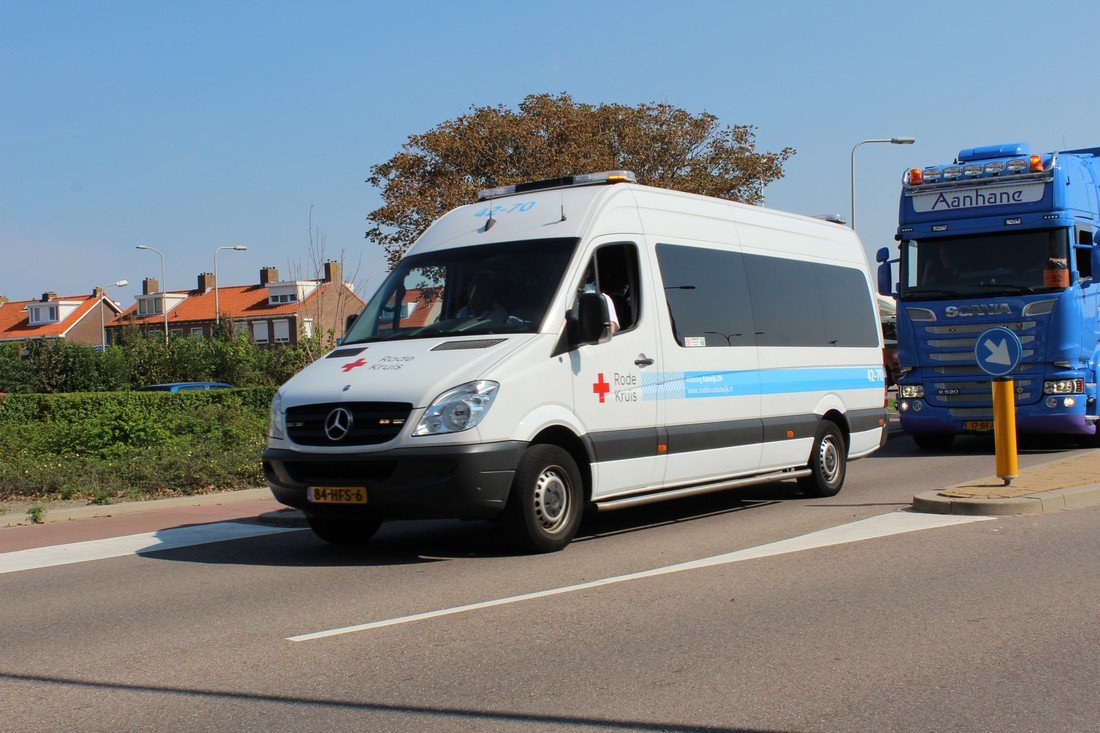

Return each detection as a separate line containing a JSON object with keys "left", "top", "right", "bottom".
{"left": 365, "top": 93, "right": 795, "bottom": 269}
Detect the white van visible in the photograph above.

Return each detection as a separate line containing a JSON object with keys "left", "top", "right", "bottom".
{"left": 264, "top": 171, "right": 887, "bottom": 552}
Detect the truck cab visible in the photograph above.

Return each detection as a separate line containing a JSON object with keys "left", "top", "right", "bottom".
{"left": 880, "top": 143, "right": 1100, "bottom": 449}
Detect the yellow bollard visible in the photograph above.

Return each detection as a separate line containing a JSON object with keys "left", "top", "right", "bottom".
{"left": 992, "top": 377, "right": 1018, "bottom": 485}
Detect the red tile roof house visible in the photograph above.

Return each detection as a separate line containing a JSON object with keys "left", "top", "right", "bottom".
{"left": 0, "top": 289, "right": 126, "bottom": 349}
{"left": 106, "top": 261, "right": 365, "bottom": 346}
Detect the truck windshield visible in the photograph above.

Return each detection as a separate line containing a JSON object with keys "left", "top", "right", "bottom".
{"left": 344, "top": 237, "right": 579, "bottom": 343}
{"left": 899, "top": 228, "right": 1071, "bottom": 300}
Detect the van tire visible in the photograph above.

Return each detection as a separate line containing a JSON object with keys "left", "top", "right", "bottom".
{"left": 798, "top": 421, "right": 846, "bottom": 498}
{"left": 913, "top": 433, "right": 955, "bottom": 451}
{"left": 503, "top": 445, "right": 583, "bottom": 553}
{"left": 306, "top": 515, "right": 382, "bottom": 545}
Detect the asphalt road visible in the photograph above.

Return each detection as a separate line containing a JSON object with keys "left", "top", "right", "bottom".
{"left": 2, "top": 435, "right": 1098, "bottom": 732}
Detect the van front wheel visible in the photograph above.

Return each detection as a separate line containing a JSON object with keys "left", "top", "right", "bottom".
{"left": 503, "top": 445, "right": 583, "bottom": 553}
{"left": 798, "top": 422, "right": 846, "bottom": 498}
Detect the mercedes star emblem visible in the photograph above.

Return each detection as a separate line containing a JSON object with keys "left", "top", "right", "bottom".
{"left": 324, "top": 407, "right": 354, "bottom": 442}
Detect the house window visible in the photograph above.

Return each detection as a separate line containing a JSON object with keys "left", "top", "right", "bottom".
{"left": 252, "top": 321, "right": 269, "bottom": 344}
{"left": 273, "top": 319, "right": 290, "bottom": 343}
{"left": 267, "top": 293, "right": 298, "bottom": 305}
{"left": 170, "top": 329, "right": 183, "bottom": 339}
{"left": 191, "top": 327, "right": 205, "bottom": 339}
{"left": 302, "top": 318, "right": 313, "bottom": 339}
{"left": 138, "top": 298, "right": 163, "bottom": 316}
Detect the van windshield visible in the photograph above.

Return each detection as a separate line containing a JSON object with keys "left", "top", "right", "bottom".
{"left": 344, "top": 238, "right": 579, "bottom": 344}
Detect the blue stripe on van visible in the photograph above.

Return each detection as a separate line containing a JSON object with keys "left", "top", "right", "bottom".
{"left": 641, "top": 366, "right": 884, "bottom": 400}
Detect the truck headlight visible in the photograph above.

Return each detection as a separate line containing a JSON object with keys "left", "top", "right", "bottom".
{"left": 899, "top": 384, "right": 925, "bottom": 398}
{"left": 268, "top": 390, "right": 286, "bottom": 440}
{"left": 1043, "top": 379, "right": 1084, "bottom": 395}
{"left": 414, "top": 380, "right": 499, "bottom": 436}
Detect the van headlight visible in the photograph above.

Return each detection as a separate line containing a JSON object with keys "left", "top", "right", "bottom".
{"left": 268, "top": 390, "right": 286, "bottom": 440}
{"left": 414, "top": 381, "right": 499, "bottom": 436}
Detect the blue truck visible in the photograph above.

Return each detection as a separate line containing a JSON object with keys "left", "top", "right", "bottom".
{"left": 876, "top": 142, "right": 1100, "bottom": 450}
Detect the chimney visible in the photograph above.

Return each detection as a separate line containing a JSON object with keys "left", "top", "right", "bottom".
{"left": 260, "top": 266, "right": 279, "bottom": 285}
{"left": 323, "top": 260, "right": 342, "bottom": 284}
{"left": 92, "top": 287, "right": 104, "bottom": 297}
{"left": 41, "top": 291, "right": 58, "bottom": 302}
{"left": 197, "top": 272, "right": 216, "bottom": 292}
{"left": 142, "top": 278, "right": 159, "bottom": 295}
{"left": 0, "top": 296, "right": 8, "bottom": 304}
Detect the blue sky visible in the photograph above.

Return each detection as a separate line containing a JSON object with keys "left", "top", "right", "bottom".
{"left": 2, "top": 0, "right": 1097, "bottom": 306}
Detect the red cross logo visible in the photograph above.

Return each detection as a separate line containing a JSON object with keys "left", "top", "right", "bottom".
{"left": 341, "top": 358, "right": 367, "bottom": 373}
{"left": 592, "top": 373, "right": 611, "bottom": 403}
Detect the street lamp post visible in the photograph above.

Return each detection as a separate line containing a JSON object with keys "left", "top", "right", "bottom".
{"left": 214, "top": 245, "right": 248, "bottom": 332}
{"left": 850, "top": 136, "right": 916, "bottom": 231}
{"left": 135, "top": 244, "right": 168, "bottom": 343}
{"left": 98, "top": 279, "right": 128, "bottom": 350}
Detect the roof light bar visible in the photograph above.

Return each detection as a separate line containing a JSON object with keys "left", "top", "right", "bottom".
{"left": 476, "top": 170, "right": 636, "bottom": 201}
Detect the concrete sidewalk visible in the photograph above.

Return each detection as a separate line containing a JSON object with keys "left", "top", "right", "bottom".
{"left": 912, "top": 449, "right": 1100, "bottom": 516}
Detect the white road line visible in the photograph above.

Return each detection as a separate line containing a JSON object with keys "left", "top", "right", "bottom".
{"left": 0, "top": 523, "right": 299, "bottom": 575}
{"left": 290, "top": 511, "right": 990, "bottom": 642}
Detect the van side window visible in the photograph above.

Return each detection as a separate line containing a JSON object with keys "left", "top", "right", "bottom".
{"left": 657, "top": 243, "right": 877, "bottom": 348}
{"left": 656, "top": 244, "right": 754, "bottom": 347}
{"left": 742, "top": 253, "right": 878, "bottom": 347}
{"left": 576, "top": 243, "right": 641, "bottom": 333}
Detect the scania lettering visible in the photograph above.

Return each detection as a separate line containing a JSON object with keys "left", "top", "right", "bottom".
{"left": 877, "top": 142, "right": 1100, "bottom": 450}
{"left": 266, "top": 171, "right": 887, "bottom": 552}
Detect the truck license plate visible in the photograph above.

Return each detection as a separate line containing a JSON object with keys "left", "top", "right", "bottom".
{"left": 308, "top": 486, "right": 367, "bottom": 504}
{"left": 965, "top": 421, "right": 994, "bottom": 432}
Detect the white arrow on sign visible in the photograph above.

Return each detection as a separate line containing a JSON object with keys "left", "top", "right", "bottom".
{"left": 984, "top": 338, "right": 1011, "bottom": 366}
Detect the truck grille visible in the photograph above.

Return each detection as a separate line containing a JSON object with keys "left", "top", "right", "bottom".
{"left": 286, "top": 402, "right": 413, "bottom": 446}
{"left": 917, "top": 318, "right": 1045, "bottom": 408}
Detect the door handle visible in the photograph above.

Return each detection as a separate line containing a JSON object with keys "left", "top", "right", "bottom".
{"left": 634, "top": 355, "right": 655, "bottom": 367}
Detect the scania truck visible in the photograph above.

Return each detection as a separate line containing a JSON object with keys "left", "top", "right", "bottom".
{"left": 877, "top": 142, "right": 1100, "bottom": 450}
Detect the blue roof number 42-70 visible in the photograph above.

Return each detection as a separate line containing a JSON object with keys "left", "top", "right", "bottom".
{"left": 474, "top": 201, "right": 536, "bottom": 218}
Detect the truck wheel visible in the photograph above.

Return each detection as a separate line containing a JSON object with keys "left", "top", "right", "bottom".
{"left": 797, "top": 421, "right": 846, "bottom": 498}
{"left": 913, "top": 433, "right": 954, "bottom": 451}
{"left": 306, "top": 515, "right": 382, "bottom": 545}
{"left": 503, "top": 444, "right": 583, "bottom": 553}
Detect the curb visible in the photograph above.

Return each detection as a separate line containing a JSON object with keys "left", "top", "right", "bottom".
{"left": 1, "top": 488, "right": 274, "bottom": 528}
{"left": 913, "top": 482, "right": 1100, "bottom": 517}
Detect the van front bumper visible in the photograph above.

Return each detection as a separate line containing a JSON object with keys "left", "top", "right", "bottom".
{"left": 262, "top": 441, "right": 526, "bottom": 520}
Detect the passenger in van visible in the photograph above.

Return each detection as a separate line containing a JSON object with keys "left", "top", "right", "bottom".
{"left": 457, "top": 277, "right": 508, "bottom": 322}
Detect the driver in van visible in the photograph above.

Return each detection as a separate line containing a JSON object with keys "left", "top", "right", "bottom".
{"left": 457, "top": 276, "right": 508, "bottom": 322}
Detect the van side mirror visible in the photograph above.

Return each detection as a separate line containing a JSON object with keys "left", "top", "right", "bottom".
{"left": 344, "top": 313, "right": 358, "bottom": 334}
{"left": 568, "top": 292, "right": 612, "bottom": 348}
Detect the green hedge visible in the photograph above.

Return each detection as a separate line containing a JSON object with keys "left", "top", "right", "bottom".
{"left": 0, "top": 331, "right": 322, "bottom": 394}
{"left": 0, "top": 387, "right": 276, "bottom": 501}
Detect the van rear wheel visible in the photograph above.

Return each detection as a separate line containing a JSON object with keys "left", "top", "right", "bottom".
{"left": 798, "top": 422, "right": 846, "bottom": 498}
{"left": 306, "top": 515, "right": 382, "bottom": 545}
{"left": 503, "top": 445, "right": 583, "bottom": 553}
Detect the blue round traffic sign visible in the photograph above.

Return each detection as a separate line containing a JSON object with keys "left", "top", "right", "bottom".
{"left": 974, "top": 326, "right": 1022, "bottom": 377}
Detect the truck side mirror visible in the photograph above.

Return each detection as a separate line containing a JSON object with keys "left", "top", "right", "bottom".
{"left": 877, "top": 262, "right": 894, "bottom": 297}
{"left": 568, "top": 291, "right": 611, "bottom": 348}
{"left": 875, "top": 246, "right": 891, "bottom": 264}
